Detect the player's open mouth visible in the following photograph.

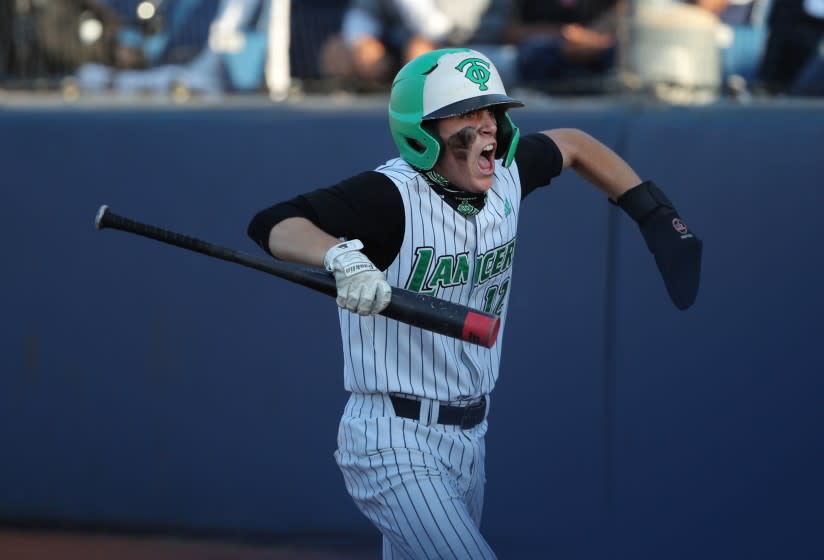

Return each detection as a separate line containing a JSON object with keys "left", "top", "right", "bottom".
{"left": 478, "top": 143, "right": 495, "bottom": 175}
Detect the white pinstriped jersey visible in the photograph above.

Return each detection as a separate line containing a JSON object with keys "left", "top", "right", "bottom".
{"left": 338, "top": 157, "right": 522, "bottom": 401}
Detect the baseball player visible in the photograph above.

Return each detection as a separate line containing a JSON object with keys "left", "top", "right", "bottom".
{"left": 247, "top": 48, "right": 702, "bottom": 559}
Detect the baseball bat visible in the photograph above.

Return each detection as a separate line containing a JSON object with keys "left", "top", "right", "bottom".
{"left": 95, "top": 205, "right": 500, "bottom": 348}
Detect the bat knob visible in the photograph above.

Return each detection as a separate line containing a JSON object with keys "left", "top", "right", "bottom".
{"left": 95, "top": 205, "right": 109, "bottom": 230}
{"left": 463, "top": 311, "right": 500, "bottom": 348}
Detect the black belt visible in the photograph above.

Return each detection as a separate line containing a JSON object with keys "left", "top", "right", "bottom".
{"left": 389, "top": 395, "right": 487, "bottom": 429}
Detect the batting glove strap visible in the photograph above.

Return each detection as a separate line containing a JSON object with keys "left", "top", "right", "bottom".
{"left": 615, "top": 181, "right": 703, "bottom": 311}
{"left": 324, "top": 239, "right": 392, "bottom": 316}
{"left": 324, "top": 239, "right": 366, "bottom": 272}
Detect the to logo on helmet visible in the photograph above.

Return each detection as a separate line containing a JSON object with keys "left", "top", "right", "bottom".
{"left": 455, "top": 58, "right": 491, "bottom": 91}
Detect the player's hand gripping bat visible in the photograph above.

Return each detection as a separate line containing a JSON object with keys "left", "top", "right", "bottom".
{"left": 95, "top": 205, "right": 500, "bottom": 348}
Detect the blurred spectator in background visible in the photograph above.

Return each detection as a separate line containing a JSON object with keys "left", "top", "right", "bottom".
{"left": 75, "top": 0, "right": 276, "bottom": 97}
{"left": 683, "top": 0, "right": 771, "bottom": 96}
{"left": 503, "top": 0, "right": 624, "bottom": 95}
{"left": 318, "top": 0, "right": 513, "bottom": 90}
{"left": 0, "top": 0, "right": 145, "bottom": 83}
{"left": 756, "top": 0, "right": 824, "bottom": 95}
{"left": 0, "top": 0, "right": 12, "bottom": 78}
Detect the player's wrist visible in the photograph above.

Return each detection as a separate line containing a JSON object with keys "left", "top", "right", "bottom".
{"left": 614, "top": 180, "right": 674, "bottom": 225}
{"left": 324, "top": 239, "right": 366, "bottom": 272}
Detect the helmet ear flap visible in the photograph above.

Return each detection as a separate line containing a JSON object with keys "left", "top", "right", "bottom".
{"left": 495, "top": 111, "right": 520, "bottom": 168}
{"left": 402, "top": 123, "right": 442, "bottom": 170}
{"left": 389, "top": 112, "right": 443, "bottom": 170}
{"left": 418, "top": 121, "right": 445, "bottom": 167}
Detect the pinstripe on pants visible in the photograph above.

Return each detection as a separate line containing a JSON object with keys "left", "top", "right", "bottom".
{"left": 336, "top": 393, "right": 495, "bottom": 560}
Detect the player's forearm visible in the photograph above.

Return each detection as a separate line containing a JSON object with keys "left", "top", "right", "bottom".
{"left": 544, "top": 128, "right": 641, "bottom": 200}
{"left": 267, "top": 217, "right": 340, "bottom": 267}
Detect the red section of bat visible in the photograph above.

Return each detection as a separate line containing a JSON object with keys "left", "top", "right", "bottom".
{"left": 462, "top": 311, "right": 500, "bottom": 348}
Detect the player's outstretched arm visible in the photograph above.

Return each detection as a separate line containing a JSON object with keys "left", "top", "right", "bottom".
{"left": 541, "top": 128, "right": 703, "bottom": 310}
{"left": 541, "top": 128, "right": 640, "bottom": 199}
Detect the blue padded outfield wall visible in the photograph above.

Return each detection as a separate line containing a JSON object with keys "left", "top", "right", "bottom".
{"left": 2, "top": 100, "right": 823, "bottom": 559}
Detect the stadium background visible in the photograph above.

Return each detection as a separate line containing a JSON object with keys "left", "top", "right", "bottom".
{"left": 2, "top": 1, "right": 823, "bottom": 559}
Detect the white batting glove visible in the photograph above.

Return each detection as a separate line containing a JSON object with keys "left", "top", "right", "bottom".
{"left": 324, "top": 239, "right": 392, "bottom": 316}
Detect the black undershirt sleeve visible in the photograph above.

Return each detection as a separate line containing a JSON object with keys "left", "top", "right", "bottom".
{"left": 515, "top": 133, "right": 564, "bottom": 199}
{"left": 247, "top": 171, "right": 405, "bottom": 271}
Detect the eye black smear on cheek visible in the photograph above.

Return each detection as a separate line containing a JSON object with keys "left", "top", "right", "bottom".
{"left": 446, "top": 127, "right": 478, "bottom": 161}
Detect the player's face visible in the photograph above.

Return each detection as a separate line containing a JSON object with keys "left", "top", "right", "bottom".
{"left": 433, "top": 108, "right": 498, "bottom": 193}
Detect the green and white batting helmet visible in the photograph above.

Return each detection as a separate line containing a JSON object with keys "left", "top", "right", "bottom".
{"left": 388, "top": 48, "right": 524, "bottom": 171}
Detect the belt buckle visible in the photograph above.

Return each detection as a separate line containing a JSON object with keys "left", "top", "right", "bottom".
{"left": 460, "top": 397, "right": 486, "bottom": 430}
